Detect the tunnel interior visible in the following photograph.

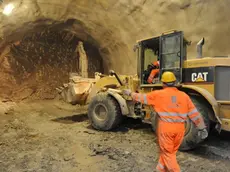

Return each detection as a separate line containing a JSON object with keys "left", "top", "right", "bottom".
{"left": 1, "top": 0, "right": 230, "bottom": 102}
{"left": 0, "top": 19, "right": 104, "bottom": 101}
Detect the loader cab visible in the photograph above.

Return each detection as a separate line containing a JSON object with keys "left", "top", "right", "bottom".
{"left": 135, "top": 30, "right": 188, "bottom": 87}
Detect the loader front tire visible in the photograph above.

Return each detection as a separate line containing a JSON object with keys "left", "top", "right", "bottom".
{"left": 87, "top": 93, "right": 123, "bottom": 131}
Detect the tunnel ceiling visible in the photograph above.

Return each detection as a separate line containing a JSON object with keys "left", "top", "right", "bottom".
{"left": 0, "top": 0, "right": 229, "bottom": 74}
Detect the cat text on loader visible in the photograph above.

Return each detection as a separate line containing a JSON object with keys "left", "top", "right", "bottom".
{"left": 87, "top": 30, "right": 230, "bottom": 151}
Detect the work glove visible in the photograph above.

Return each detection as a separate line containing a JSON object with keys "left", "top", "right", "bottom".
{"left": 198, "top": 128, "right": 208, "bottom": 140}
{"left": 122, "top": 89, "right": 132, "bottom": 96}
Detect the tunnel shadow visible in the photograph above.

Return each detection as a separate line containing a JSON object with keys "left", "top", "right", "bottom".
{"left": 86, "top": 117, "right": 152, "bottom": 134}
{"left": 51, "top": 113, "right": 151, "bottom": 130}
{"left": 114, "top": 118, "right": 152, "bottom": 133}
{"left": 51, "top": 113, "right": 88, "bottom": 124}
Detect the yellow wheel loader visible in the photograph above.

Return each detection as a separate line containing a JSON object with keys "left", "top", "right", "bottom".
{"left": 63, "top": 30, "right": 230, "bottom": 151}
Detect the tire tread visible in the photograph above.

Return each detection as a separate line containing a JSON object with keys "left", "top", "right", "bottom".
{"left": 88, "top": 93, "right": 122, "bottom": 130}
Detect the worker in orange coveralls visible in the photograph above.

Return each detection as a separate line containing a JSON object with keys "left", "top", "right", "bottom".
{"left": 147, "top": 60, "right": 160, "bottom": 84}
{"left": 122, "top": 71, "right": 208, "bottom": 172}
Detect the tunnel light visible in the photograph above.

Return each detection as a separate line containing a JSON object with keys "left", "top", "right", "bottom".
{"left": 3, "top": 3, "right": 15, "bottom": 16}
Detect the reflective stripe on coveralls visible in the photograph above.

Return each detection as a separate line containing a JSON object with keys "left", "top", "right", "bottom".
{"left": 156, "top": 161, "right": 166, "bottom": 172}
{"left": 131, "top": 89, "right": 205, "bottom": 129}
{"left": 131, "top": 87, "right": 206, "bottom": 172}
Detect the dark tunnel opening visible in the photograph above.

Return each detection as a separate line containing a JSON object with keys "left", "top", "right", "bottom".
{"left": 0, "top": 20, "right": 104, "bottom": 101}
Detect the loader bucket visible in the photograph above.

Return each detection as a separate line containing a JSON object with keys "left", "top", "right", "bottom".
{"left": 58, "top": 75, "right": 96, "bottom": 105}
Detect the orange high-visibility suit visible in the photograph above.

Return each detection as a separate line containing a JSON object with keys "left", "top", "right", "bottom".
{"left": 131, "top": 87, "right": 206, "bottom": 172}
{"left": 147, "top": 61, "right": 160, "bottom": 84}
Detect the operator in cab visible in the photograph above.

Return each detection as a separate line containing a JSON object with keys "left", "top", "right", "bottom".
{"left": 147, "top": 59, "right": 160, "bottom": 84}
{"left": 122, "top": 71, "right": 208, "bottom": 172}
{"left": 143, "top": 50, "right": 160, "bottom": 84}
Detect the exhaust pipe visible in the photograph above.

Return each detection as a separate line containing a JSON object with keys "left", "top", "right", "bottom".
{"left": 109, "top": 70, "right": 123, "bottom": 86}
{"left": 197, "top": 37, "right": 205, "bottom": 58}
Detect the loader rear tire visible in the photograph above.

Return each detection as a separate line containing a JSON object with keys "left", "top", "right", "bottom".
{"left": 179, "top": 95, "right": 210, "bottom": 151}
{"left": 87, "top": 93, "right": 123, "bottom": 131}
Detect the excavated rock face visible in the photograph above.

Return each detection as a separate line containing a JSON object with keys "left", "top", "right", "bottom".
{"left": 0, "top": 0, "right": 230, "bottom": 100}
{"left": 0, "top": 22, "right": 104, "bottom": 100}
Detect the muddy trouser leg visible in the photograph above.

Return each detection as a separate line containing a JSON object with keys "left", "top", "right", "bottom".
{"left": 156, "top": 132, "right": 184, "bottom": 172}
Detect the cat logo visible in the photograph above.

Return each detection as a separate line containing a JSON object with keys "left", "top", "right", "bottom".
{"left": 191, "top": 72, "right": 208, "bottom": 82}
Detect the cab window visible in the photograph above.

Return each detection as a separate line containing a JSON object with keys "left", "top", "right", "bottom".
{"left": 140, "top": 38, "right": 160, "bottom": 84}
{"left": 159, "top": 32, "right": 183, "bottom": 83}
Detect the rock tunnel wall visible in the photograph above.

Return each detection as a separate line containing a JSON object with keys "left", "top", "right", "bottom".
{"left": 0, "top": 0, "right": 230, "bottom": 100}
{"left": 0, "top": 25, "right": 103, "bottom": 100}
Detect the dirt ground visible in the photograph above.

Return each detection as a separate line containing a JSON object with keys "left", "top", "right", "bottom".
{"left": 1, "top": 100, "right": 230, "bottom": 172}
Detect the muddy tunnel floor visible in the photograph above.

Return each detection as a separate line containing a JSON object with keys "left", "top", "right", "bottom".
{"left": 1, "top": 100, "right": 230, "bottom": 172}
